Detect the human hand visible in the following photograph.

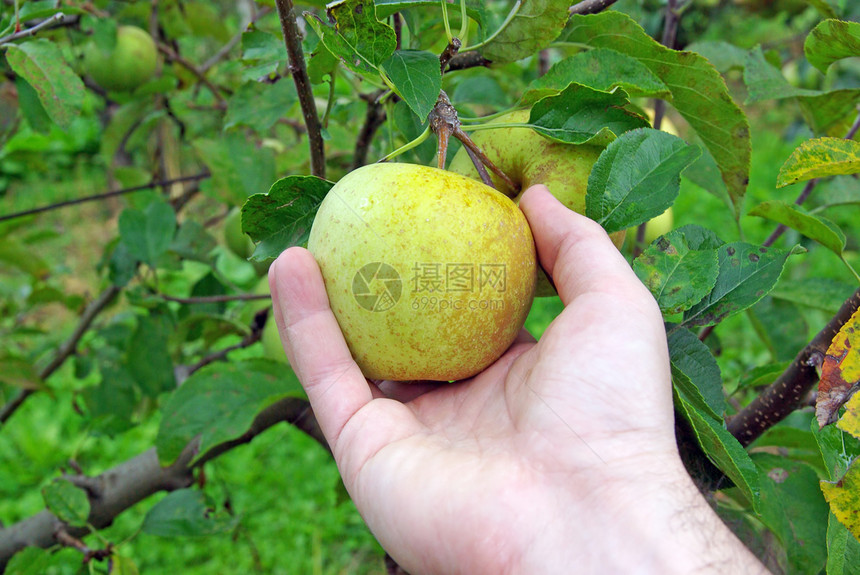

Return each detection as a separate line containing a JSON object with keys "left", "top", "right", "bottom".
{"left": 269, "top": 185, "right": 765, "bottom": 574}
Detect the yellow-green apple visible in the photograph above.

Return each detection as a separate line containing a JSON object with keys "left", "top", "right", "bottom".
{"left": 84, "top": 26, "right": 157, "bottom": 92}
{"left": 224, "top": 208, "right": 255, "bottom": 260}
{"left": 448, "top": 108, "right": 624, "bottom": 296}
{"left": 307, "top": 162, "right": 537, "bottom": 381}
{"left": 262, "top": 315, "right": 289, "bottom": 364}
{"left": 642, "top": 208, "right": 674, "bottom": 245}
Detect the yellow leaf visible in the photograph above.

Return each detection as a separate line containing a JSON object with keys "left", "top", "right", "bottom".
{"left": 821, "top": 458, "right": 860, "bottom": 542}
{"left": 816, "top": 308, "right": 860, "bottom": 427}
{"left": 838, "top": 392, "right": 860, "bottom": 440}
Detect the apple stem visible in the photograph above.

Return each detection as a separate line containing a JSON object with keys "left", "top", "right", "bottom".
{"left": 463, "top": 145, "right": 494, "bottom": 187}
{"left": 452, "top": 128, "right": 519, "bottom": 195}
{"left": 428, "top": 91, "right": 520, "bottom": 196}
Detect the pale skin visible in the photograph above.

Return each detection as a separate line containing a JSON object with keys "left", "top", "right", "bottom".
{"left": 269, "top": 185, "right": 767, "bottom": 574}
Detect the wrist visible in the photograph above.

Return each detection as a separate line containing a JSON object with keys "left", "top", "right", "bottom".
{"left": 515, "top": 457, "right": 765, "bottom": 574}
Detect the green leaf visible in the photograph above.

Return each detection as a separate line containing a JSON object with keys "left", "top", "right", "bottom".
{"left": 224, "top": 80, "right": 298, "bottom": 133}
{"left": 736, "top": 361, "right": 790, "bottom": 393}
{"left": 479, "top": 0, "right": 570, "bottom": 64}
{"left": 141, "top": 489, "right": 238, "bottom": 537}
{"left": 193, "top": 134, "right": 276, "bottom": 205}
{"left": 307, "top": 40, "right": 339, "bottom": 85}
{"left": 633, "top": 226, "right": 720, "bottom": 316}
{"left": 747, "top": 297, "right": 809, "bottom": 363}
{"left": 682, "top": 243, "right": 802, "bottom": 328}
{"left": 805, "top": 19, "right": 860, "bottom": 74}
{"left": 322, "top": 0, "right": 397, "bottom": 71}
{"left": 118, "top": 200, "right": 177, "bottom": 268}
{"left": 777, "top": 137, "right": 860, "bottom": 188}
{"left": 0, "top": 238, "right": 50, "bottom": 278}
{"left": 528, "top": 84, "right": 648, "bottom": 146}
{"left": 156, "top": 359, "right": 305, "bottom": 466}
{"left": 826, "top": 510, "right": 860, "bottom": 575}
{"left": 42, "top": 479, "right": 90, "bottom": 527}
{"left": 0, "top": 355, "right": 45, "bottom": 390}
{"left": 753, "top": 453, "right": 829, "bottom": 573}
{"left": 170, "top": 221, "right": 217, "bottom": 264}
{"left": 127, "top": 314, "right": 175, "bottom": 398}
{"left": 4, "top": 546, "right": 53, "bottom": 575}
{"left": 4, "top": 39, "right": 85, "bottom": 129}
{"left": 686, "top": 40, "right": 748, "bottom": 73}
{"left": 561, "top": 12, "right": 751, "bottom": 218}
{"left": 668, "top": 326, "right": 725, "bottom": 419}
{"left": 521, "top": 48, "right": 670, "bottom": 106}
{"left": 749, "top": 201, "right": 846, "bottom": 256}
{"left": 770, "top": 278, "right": 857, "bottom": 314}
{"left": 14, "top": 75, "right": 51, "bottom": 134}
{"left": 743, "top": 45, "right": 821, "bottom": 104}
{"left": 812, "top": 418, "right": 860, "bottom": 482}
{"left": 241, "top": 175, "right": 334, "bottom": 261}
{"left": 380, "top": 50, "right": 442, "bottom": 120}
{"left": 797, "top": 89, "right": 860, "bottom": 135}
{"left": 586, "top": 128, "right": 701, "bottom": 233}
{"left": 675, "top": 393, "right": 760, "bottom": 511}
{"left": 240, "top": 30, "right": 286, "bottom": 80}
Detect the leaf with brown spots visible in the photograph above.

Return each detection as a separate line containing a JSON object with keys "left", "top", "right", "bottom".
{"left": 817, "top": 309, "right": 860, "bottom": 428}
{"left": 821, "top": 457, "right": 860, "bottom": 543}
{"left": 633, "top": 225, "right": 720, "bottom": 316}
{"left": 682, "top": 242, "right": 804, "bottom": 328}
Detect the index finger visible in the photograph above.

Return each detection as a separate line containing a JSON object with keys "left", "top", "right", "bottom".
{"left": 268, "top": 247, "right": 374, "bottom": 449}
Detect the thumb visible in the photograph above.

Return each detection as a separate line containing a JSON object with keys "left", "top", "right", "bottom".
{"left": 518, "top": 184, "right": 646, "bottom": 305}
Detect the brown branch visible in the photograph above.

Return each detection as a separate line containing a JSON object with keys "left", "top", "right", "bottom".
{"left": 0, "top": 173, "right": 209, "bottom": 224}
{"left": 0, "top": 396, "right": 321, "bottom": 569}
{"left": 1, "top": 285, "right": 122, "bottom": 425}
{"left": 0, "top": 12, "right": 71, "bottom": 45}
{"left": 728, "top": 287, "right": 860, "bottom": 446}
{"left": 275, "top": 0, "right": 325, "bottom": 179}
{"left": 439, "top": 38, "right": 461, "bottom": 73}
{"left": 569, "top": 0, "right": 621, "bottom": 15}
{"left": 352, "top": 94, "right": 388, "bottom": 170}
{"left": 156, "top": 42, "right": 228, "bottom": 105}
{"left": 446, "top": 51, "right": 489, "bottom": 71}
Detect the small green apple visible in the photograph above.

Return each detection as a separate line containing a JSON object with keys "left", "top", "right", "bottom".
{"left": 448, "top": 109, "right": 624, "bottom": 296}
{"left": 262, "top": 315, "right": 289, "bottom": 364}
{"left": 642, "top": 208, "right": 674, "bottom": 245}
{"left": 308, "top": 162, "right": 537, "bottom": 381}
{"left": 224, "top": 208, "right": 255, "bottom": 260}
{"left": 83, "top": 26, "right": 158, "bottom": 92}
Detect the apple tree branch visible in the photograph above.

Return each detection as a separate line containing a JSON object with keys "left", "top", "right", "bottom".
{"left": 274, "top": 0, "right": 325, "bottom": 179}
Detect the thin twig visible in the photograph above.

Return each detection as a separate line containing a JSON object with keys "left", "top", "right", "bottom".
{"left": 157, "top": 42, "right": 228, "bottom": 105}
{"left": 569, "top": 0, "right": 621, "bottom": 15}
{"left": 0, "top": 173, "right": 209, "bottom": 223}
{"left": 352, "top": 93, "right": 387, "bottom": 169}
{"left": 1, "top": 285, "right": 121, "bottom": 425}
{"left": 275, "top": 0, "right": 325, "bottom": 179}
{"left": 0, "top": 13, "right": 65, "bottom": 46}
{"left": 160, "top": 293, "right": 271, "bottom": 304}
